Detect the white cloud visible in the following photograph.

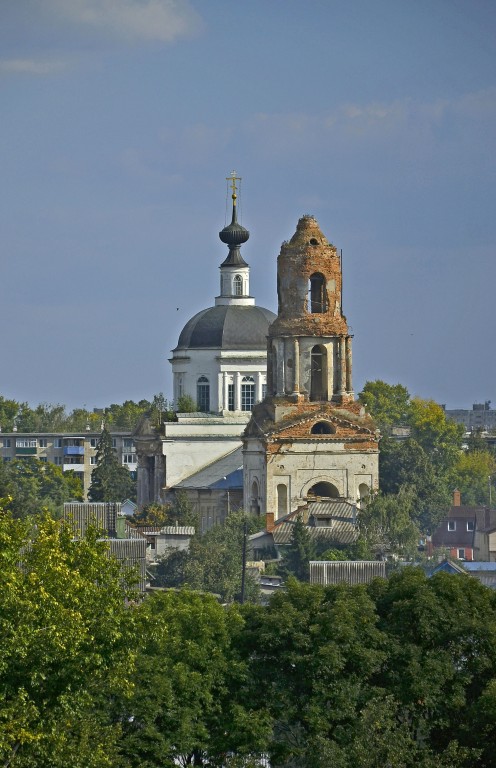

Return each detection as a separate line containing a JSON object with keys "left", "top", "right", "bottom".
{"left": 46, "top": 0, "right": 203, "bottom": 42}
{"left": 0, "top": 58, "right": 68, "bottom": 75}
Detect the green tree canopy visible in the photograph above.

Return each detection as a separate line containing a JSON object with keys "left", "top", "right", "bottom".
{"left": 88, "top": 427, "right": 136, "bottom": 502}
{"left": 0, "top": 458, "right": 83, "bottom": 518}
{"left": 0, "top": 510, "right": 137, "bottom": 767}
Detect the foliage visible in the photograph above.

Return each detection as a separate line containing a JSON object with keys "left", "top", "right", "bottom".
{"left": 451, "top": 449, "right": 496, "bottom": 506}
{"left": 0, "top": 458, "right": 83, "bottom": 518}
{"left": 0, "top": 393, "right": 173, "bottom": 433}
{"left": 359, "top": 381, "right": 467, "bottom": 533}
{"left": 176, "top": 394, "right": 197, "bottom": 413}
{"left": 356, "top": 487, "right": 421, "bottom": 558}
{"left": 278, "top": 515, "right": 315, "bottom": 582}
{"left": 358, "top": 380, "right": 411, "bottom": 428}
{"left": 117, "top": 591, "right": 270, "bottom": 768}
{"left": 183, "top": 511, "right": 260, "bottom": 603}
{"left": 0, "top": 510, "right": 137, "bottom": 767}
{"left": 133, "top": 492, "right": 196, "bottom": 528}
{"left": 88, "top": 428, "right": 136, "bottom": 502}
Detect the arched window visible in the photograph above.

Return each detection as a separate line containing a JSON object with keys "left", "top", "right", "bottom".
{"left": 277, "top": 484, "right": 288, "bottom": 518}
{"left": 308, "top": 481, "right": 339, "bottom": 499}
{"left": 358, "top": 483, "right": 370, "bottom": 505}
{"left": 241, "top": 376, "right": 255, "bottom": 411}
{"left": 311, "top": 421, "right": 334, "bottom": 435}
{"left": 234, "top": 274, "right": 243, "bottom": 296}
{"left": 197, "top": 376, "right": 210, "bottom": 412}
{"left": 310, "top": 345, "right": 328, "bottom": 401}
{"left": 308, "top": 272, "right": 327, "bottom": 313}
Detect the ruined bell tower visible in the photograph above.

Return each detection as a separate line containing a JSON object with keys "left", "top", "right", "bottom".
{"left": 243, "top": 216, "right": 379, "bottom": 522}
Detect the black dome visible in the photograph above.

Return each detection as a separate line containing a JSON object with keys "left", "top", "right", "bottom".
{"left": 174, "top": 305, "right": 276, "bottom": 351}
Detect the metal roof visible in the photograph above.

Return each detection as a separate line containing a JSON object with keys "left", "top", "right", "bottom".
{"left": 174, "top": 305, "right": 276, "bottom": 351}
{"left": 175, "top": 446, "right": 244, "bottom": 490}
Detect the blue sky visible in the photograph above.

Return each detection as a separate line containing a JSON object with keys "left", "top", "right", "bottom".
{"left": 1, "top": 0, "right": 495, "bottom": 412}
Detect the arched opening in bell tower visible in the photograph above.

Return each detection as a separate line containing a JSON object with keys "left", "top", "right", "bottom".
{"left": 310, "top": 345, "right": 328, "bottom": 401}
{"left": 308, "top": 273, "right": 327, "bottom": 313}
{"left": 308, "top": 481, "right": 339, "bottom": 499}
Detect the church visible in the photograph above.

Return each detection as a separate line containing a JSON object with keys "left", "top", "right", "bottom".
{"left": 135, "top": 177, "right": 379, "bottom": 530}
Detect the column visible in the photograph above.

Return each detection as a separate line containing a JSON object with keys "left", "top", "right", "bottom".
{"left": 276, "top": 338, "right": 285, "bottom": 396}
{"left": 217, "top": 372, "right": 224, "bottom": 412}
{"left": 235, "top": 371, "right": 242, "bottom": 411}
{"left": 339, "top": 336, "right": 347, "bottom": 395}
{"left": 345, "top": 336, "right": 353, "bottom": 394}
{"left": 256, "top": 371, "right": 263, "bottom": 403}
{"left": 292, "top": 338, "right": 300, "bottom": 394}
{"left": 223, "top": 372, "right": 230, "bottom": 411}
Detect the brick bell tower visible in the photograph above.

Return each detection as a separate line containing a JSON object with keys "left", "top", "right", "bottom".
{"left": 243, "top": 216, "right": 379, "bottom": 522}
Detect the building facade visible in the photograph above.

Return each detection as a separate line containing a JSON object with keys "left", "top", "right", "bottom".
{"left": 0, "top": 431, "right": 137, "bottom": 499}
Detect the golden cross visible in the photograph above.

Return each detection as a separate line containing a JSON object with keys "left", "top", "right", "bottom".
{"left": 226, "top": 170, "right": 241, "bottom": 200}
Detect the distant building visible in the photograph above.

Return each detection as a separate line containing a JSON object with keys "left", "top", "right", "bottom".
{"left": 431, "top": 489, "right": 496, "bottom": 562}
{"left": 444, "top": 401, "right": 496, "bottom": 432}
{"left": 0, "top": 431, "right": 137, "bottom": 499}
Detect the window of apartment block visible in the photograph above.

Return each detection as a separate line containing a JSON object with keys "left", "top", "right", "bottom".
{"left": 448, "top": 521, "right": 456, "bottom": 531}
{"left": 55, "top": 439, "right": 62, "bottom": 448}
{"left": 3, "top": 457, "right": 11, "bottom": 462}
{"left": 2, "top": 439, "right": 11, "bottom": 448}
{"left": 39, "top": 438, "right": 48, "bottom": 447}
{"left": 16, "top": 439, "right": 37, "bottom": 448}
{"left": 467, "top": 521, "right": 475, "bottom": 532}
{"left": 458, "top": 548, "right": 465, "bottom": 560}
{"left": 112, "top": 438, "right": 117, "bottom": 449}
{"left": 39, "top": 456, "right": 48, "bottom": 462}
{"left": 123, "top": 454, "right": 136, "bottom": 464}
{"left": 123, "top": 438, "right": 133, "bottom": 449}
{"left": 54, "top": 457, "right": 62, "bottom": 465}
{"left": 90, "top": 456, "right": 97, "bottom": 465}
{"left": 90, "top": 438, "right": 98, "bottom": 448}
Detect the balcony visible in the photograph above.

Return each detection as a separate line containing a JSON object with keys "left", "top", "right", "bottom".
{"left": 64, "top": 446, "right": 85, "bottom": 456}
{"left": 15, "top": 447, "right": 37, "bottom": 456}
{"left": 63, "top": 463, "right": 84, "bottom": 472}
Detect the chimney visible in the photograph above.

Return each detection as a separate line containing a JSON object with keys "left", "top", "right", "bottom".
{"left": 266, "top": 511, "right": 275, "bottom": 532}
{"left": 453, "top": 489, "right": 461, "bottom": 507}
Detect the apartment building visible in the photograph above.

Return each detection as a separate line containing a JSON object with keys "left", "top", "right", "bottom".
{"left": 0, "top": 431, "right": 137, "bottom": 499}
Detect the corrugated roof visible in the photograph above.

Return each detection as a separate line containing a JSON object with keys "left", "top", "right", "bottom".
{"left": 175, "top": 446, "right": 244, "bottom": 489}
{"left": 273, "top": 520, "right": 357, "bottom": 546}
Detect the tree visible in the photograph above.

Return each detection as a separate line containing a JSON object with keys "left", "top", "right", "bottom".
{"left": 183, "top": 511, "right": 260, "bottom": 603}
{"left": 451, "top": 449, "right": 496, "bottom": 506}
{"left": 279, "top": 515, "right": 315, "bottom": 582}
{"left": 88, "top": 427, "right": 136, "bottom": 502}
{"left": 176, "top": 394, "right": 197, "bottom": 413}
{"left": 358, "top": 380, "right": 411, "bottom": 429}
{"left": 0, "top": 510, "right": 137, "bottom": 767}
{"left": 117, "top": 591, "right": 270, "bottom": 768}
{"left": 356, "top": 486, "right": 421, "bottom": 559}
{"left": 0, "top": 458, "right": 83, "bottom": 518}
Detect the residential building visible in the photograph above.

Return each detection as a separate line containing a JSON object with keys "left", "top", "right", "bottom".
{"left": 0, "top": 431, "right": 137, "bottom": 499}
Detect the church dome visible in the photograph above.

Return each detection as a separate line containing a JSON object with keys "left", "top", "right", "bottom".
{"left": 174, "top": 304, "right": 276, "bottom": 351}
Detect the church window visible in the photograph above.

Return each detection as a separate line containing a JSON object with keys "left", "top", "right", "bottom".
{"left": 308, "top": 273, "right": 327, "bottom": 313}
{"left": 197, "top": 376, "right": 210, "bottom": 412}
{"left": 262, "top": 383, "right": 267, "bottom": 400}
{"left": 310, "top": 345, "right": 328, "bottom": 401}
{"left": 228, "top": 384, "right": 235, "bottom": 411}
{"left": 311, "top": 421, "right": 334, "bottom": 434}
{"left": 234, "top": 275, "right": 243, "bottom": 295}
{"left": 241, "top": 376, "right": 255, "bottom": 411}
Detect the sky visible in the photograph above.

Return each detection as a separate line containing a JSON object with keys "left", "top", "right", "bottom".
{"left": 1, "top": 0, "right": 495, "bottom": 413}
